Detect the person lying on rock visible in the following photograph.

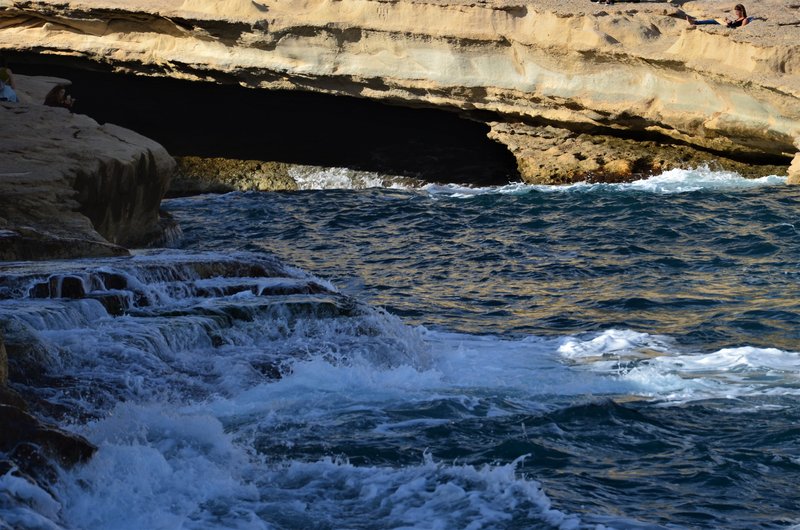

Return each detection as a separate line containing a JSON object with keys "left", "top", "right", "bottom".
{"left": 687, "top": 4, "right": 749, "bottom": 28}
{"left": 44, "top": 85, "right": 76, "bottom": 110}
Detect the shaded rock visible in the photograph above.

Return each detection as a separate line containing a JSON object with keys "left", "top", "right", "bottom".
{"left": 0, "top": 385, "right": 29, "bottom": 411}
{"left": 0, "top": 78, "right": 176, "bottom": 261}
{"left": 252, "top": 360, "right": 291, "bottom": 380}
{"left": 0, "top": 404, "right": 95, "bottom": 469}
{"left": 171, "top": 156, "right": 298, "bottom": 195}
{"left": 7, "top": 442, "right": 61, "bottom": 487}
{"left": 0, "top": 223, "right": 128, "bottom": 262}
{"left": 0, "top": 319, "right": 54, "bottom": 385}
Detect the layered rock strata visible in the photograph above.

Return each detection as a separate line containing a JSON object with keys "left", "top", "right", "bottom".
{"left": 0, "top": 74, "right": 175, "bottom": 261}
{"left": 1, "top": 0, "right": 799, "bottom": 182}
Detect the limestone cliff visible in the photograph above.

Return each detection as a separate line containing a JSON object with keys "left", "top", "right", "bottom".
{"left": 0, "top": 74, "right": 175, "bottom": 261}
{"left": 1, "top": 0, "right": 799, "bottom": 182}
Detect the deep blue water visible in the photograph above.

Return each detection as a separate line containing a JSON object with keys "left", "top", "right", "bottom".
{"left": 172, "top": 175, "right": 800, "bottom": 351}
{"left": 162, "top": 171, "right": 800, "bottom": 529}
{"left": 1, "top": 169, "right": 799, "bottom": 529}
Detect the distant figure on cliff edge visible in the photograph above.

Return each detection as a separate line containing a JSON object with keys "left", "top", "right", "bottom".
{"left": 0, "top": 54, "right": 18, "bottom": 103}
{"left": 687, "top": 4, "right": 749, "bottom": 28}
{"left": 44, "top": 85, "right": 76, "bottom": 110}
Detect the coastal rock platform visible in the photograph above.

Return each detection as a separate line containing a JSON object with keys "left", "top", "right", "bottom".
{"left": 1, "top": 0, "right": 799, "bottom": 182}
{"left": 0, "top": 74, "right": 175, "bottom": 261}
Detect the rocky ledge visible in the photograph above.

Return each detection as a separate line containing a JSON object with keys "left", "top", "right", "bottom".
{"left": 1, "top": 0, "right": 799, "bottom": 183}
{"left": 0, "top": 74, "right": 175, "bottom": 261}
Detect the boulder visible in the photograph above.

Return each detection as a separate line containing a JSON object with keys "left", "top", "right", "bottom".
{"left": 0, "top": 75, "right": 176, "bottom": 261}
{"left": 0, "top": 404, "right": 96, "bottom": 469}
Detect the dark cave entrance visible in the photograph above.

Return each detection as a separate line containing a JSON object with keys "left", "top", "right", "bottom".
{"left": 14, "top": 56, "right": 520, "bottom": 186}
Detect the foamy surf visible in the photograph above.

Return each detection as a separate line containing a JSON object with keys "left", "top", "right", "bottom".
{"left": 288, "top": 165, "right": 424, "bottom": 190}
{"left": 0, "top": 250, "right": 693, "bottom": 529}
{"left": 559, "top": 329, "right": 800, "bottom": 402}
{"left": 53, "top": 407, "right": 582, "bottom": 530}
{"left": 5, "top": 165, "right": 800, "bottom": 530}
{"left": 423, "top": 167, "right": 787, "bottom": 198}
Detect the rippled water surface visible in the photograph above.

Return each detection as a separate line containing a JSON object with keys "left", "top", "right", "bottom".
{"left": 2, "top": 169, "right": 800, "bottom": 530}
{"left": 173, "top": 171, "right": 800, "bottom": 351}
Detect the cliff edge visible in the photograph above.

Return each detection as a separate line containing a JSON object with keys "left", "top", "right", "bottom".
{"left": 0, "top": 74, "right": 175, "bottom": 261}
{"left": 1, "top": 0, "right": 799, "bottom": 182}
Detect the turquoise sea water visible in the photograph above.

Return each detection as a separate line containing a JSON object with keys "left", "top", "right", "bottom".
{"left": 1, "top": 167, "right": 799, "bottom": 529}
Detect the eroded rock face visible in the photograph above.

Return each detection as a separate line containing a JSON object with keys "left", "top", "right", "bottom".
{"left": 490, "top": 122, "right": 791, "bottom": 184}
{"left": 172, "top": 156, "right": 298, "bottom": 195}
{"left": 0, "top": 0, "right": 798, "bottom": 181}
{"left": 0, "top": 77, "right": 175, "bottom": 261}
{"left": 0, "top": 404, "right": 96, "bottom": 469}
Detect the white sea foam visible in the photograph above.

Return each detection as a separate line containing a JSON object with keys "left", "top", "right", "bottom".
{"left": 45, "top": 329, "right": 603, "bottom": 530}
{"left": 558, "top": 329, "right": 800, "bottom": 402}
{"left": 558, "top": 328, "right": 673, "bottom": 361}
{"left": 4, "top": 250, "right": 794, "bottom": 529}
{"left": 0, "top": 472, "right": 62, "bottom": 528}
{"left": 254, "top": 454, "right": 581, "bottom": 530}
{"left": 56, "top": 401, "right": 582, "bottom": 530}
{"left": 621, "top": 166, "right": 786, "bottom": 193}
{"left": 289, "top": 165, "right": 422, "bottom": 190}
{"left": 423, "top": 166, "right": 787, "bottom": 198}
{"left": 56, "top": 404, "right": 266, "bottom": 530}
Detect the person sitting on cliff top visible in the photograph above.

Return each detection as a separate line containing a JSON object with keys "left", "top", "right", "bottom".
{"left": 0, "top": 55, "right": 18, "bottom": 103}
{"left": 44, "top": 85, "right": 76, "bottom": 110}
{"left": 687, "top": 4, "right": 750, "bottom": 28}
{"left": 0, "top": 60, "right": 16, "bottom": 90}
{"left": 0, "top": 78, "right": 18, "bottom": 103}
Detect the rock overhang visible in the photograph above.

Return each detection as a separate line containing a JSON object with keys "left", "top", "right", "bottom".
{"left": 1, "top": 0, "right": 799, "bottom": 182}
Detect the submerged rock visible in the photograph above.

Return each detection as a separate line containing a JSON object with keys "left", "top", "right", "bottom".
{"left": 0, "top": 404, "right": 96, "bottom": 478}
{"left": 0, "top": 318, "right": 56, "bottom": 386}
{"left": 0, "top": 385, "right": 94, "bottom": 495}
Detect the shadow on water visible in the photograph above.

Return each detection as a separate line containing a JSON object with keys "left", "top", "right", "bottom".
{"left": 12, "top": 55, "right": 520, "bottom": 186}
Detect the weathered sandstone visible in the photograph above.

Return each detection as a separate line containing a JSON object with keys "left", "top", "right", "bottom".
{"left": 1, "top": 0, "right": 799, "bottom": 182}
{"left": 0, "top": 74, "right": 175, "bottom": 261}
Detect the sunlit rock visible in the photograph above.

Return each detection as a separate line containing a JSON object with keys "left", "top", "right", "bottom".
{"left": 0, "top": 0, "right": 797, "bottom": 181}
{"left": 0, "top": 74, "right": 176, "bottom": 261}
